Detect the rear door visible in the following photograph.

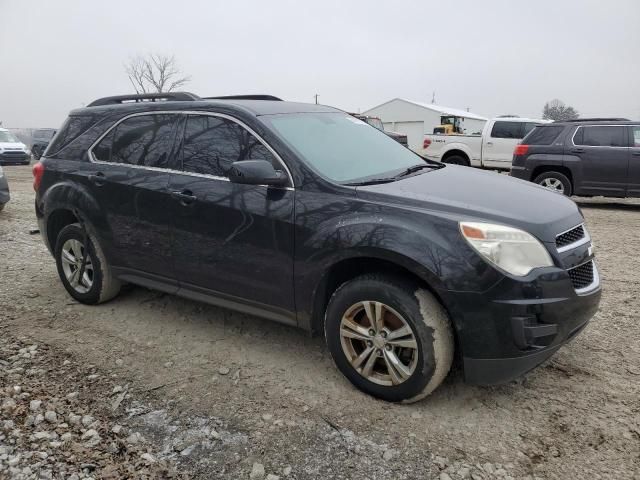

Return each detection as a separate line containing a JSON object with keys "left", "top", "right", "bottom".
{"left": 88, "top": 113, "right": 181, "bottom": 282}
{"left": 569, "top": 125, "right": 629, "bottom": 197}
{"left": 628, "top": 125, "right": 640, "bottom": 197}
{"left": 482, "top": 121, "right": 536, "bottom": 168}
{"left": 168, "top": 113, "right": 296, "bottom": 318}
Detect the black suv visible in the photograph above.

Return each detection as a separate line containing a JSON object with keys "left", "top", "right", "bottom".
{"left": 31, "top": 128, "right": 57, "bottom": 160}
{"left": 34, "top": 92, "right": 601, "bottom": 402}
{"left": 511, "top": 119, "right": 640, "bottom": 197}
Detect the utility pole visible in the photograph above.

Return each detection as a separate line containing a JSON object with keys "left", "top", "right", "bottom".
{"left": 314, "top": 94, "right": 319, "bottom": 105}
{"left": 431, "top": 91, "right": 435, "bottom": 104}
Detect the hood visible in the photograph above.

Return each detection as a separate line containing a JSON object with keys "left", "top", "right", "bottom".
{"left": 355, "top": 165, "right": 583, "bottom": 243}
{"left": 0, "top": 141, "right": 28, "bottom": 150}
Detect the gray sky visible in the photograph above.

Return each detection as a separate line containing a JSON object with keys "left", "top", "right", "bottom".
{"left": 1, "top": 0, "right": 639, "bottom": 128}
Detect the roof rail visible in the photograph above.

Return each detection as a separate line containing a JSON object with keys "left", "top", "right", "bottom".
{"left": 87, "top": 92, "right": 201, "bottom": 107}
{"left": 553, "top": 117, "right": 630, "bottom": 123}
{"left": 203, "top": 95, "right": 283, "bottom": 101}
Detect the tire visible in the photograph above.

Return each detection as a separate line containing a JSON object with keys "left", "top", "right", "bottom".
{"left": 534, "top": 171, "right": 572, "bottom": 196}
{"left": 54, "top": 223, "right": 121, "bottom": 304}
{"left": 442, "top": 154, "right": 469, "bottom": 166}
{"left": 0, "top": 203, "right": 4, "bottom": 212}
{"left": 325, "top": 274, "right": 454, "bottom": 403}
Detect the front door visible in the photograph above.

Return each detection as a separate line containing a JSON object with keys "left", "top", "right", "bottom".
{"left": 482, "top": 121, "right": 537, "bottom": 168}
{"left": 87, "top": 113, "right": 181, "bottom": 281}
{"left": 168, "top": 113, "right": 296, "bottom": 319}
{"left": 570, "top": 125, "right": 629, "bottom": 197}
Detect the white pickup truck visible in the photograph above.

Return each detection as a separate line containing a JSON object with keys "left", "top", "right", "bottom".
{"left": 421, "top": 117, "right": 550, "bottom": 170}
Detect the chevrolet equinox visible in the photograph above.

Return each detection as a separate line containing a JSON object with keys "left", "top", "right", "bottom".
{"left": 34, "top": 93, "right": 601, "bottom": 402}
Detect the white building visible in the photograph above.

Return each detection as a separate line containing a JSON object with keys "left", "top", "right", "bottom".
{"left": 363, "top": 98, "right": 488, "bottom": 151}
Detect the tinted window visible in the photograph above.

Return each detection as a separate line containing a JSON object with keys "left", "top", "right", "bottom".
{"left": 46, "top": 115, "right": 97, "bottom": 156}
{"left": 632, "top": 126, "right": 640, "bottom": 147}
{"left": 491, "top": 121, "right": 523, "bottom": 139}
{"left": 523, "top": 125, "right": 565, "bottom": 145}
{"left": 93, "top": 114, "right": 179, "bottom": 168}
{"left": 574, "top": 126, "right": 626, "bottom": 147}
{"left": 523, "top": 122, "right": 538, "bottom": 137}
{"left": 181, "top": 115, "right": 276, "bottom": 176}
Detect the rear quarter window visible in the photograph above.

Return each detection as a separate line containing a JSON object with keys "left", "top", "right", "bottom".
{"left": 523, "top": 125, "right": 565, "bottom": 145}
{"left": 45, "top": 115, "right": 98, "bottom": 156}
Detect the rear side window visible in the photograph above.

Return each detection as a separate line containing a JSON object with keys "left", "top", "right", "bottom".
{"left": 573, "top": 126, "right": 626, "bottom": 147}
{"left": 523, "top": 125, "right": 565, "bottom": 145}
{"left": 180, "top": 115, "right": 276, "bottom": 176}
{"left": 491, "top": 121, "right": 524, "bottom": 139}
{"left": 92, "top": 114, "right": 179, "bottom": 168}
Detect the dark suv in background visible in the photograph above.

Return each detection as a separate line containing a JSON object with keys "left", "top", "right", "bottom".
{"left": 34, "top": 92, "right": 600, "bottom": 402}
{"left": 511, "top": 119, "right": 640, "bottom": 197}
{"left": 31, "top": 128, "right": 57, "bottom": 159}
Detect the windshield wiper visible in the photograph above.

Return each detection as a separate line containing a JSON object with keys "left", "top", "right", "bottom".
{"left": 393, "top": 164, "right": 433, "bottom": 179}
{"left": 343, "top": 177, "right": 397, "bottom": 186}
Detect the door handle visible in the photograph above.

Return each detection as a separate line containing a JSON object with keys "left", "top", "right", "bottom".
{"left": 632, "top": 151, "right": 640, "bottom": 156}
{"left": 171, "top": 190, "right": 197, "bottom": 205}
{"left": 486, "top": 141, "right": 493, "bottom": 146}
{"left": 88, "top": 172, "right": 106, "bottom": 186}
{"left": 571, "top": 148, "right": 585, "bottom": 153}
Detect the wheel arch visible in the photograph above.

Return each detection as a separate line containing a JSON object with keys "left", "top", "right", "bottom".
{"left": 441, "top": 149, "right": 471, "bottom": 166}
{"left": 531, "top": 165, "right": 574, "bottom": 186}
{"left": 310, "top": 253, "right": 452, "bottom": 338}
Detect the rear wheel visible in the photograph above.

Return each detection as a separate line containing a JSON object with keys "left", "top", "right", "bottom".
{"left": 54, "top": 223, "right": 121, "bottom": 304}
{"left": 325, "top": 274, "right": 454, "bottom": 402}
{"left": 534, "top": 171, "right": 572, "bottom": 196}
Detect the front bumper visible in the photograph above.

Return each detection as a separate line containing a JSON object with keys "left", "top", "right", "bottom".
{"left": 0, "top": 152, "right": 30, "bottom": 164}
{"left": 439, "top": 262, "right": 601, "bottom": 386}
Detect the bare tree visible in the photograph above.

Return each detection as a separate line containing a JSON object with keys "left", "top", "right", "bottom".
{"left": 125, "top": 54, "right": 191, "bottom": 94}
{"left": 542, "top": 99, "right": 579, "bottom": 121}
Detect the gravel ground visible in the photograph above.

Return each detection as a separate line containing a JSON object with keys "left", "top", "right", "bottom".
{"left": 1, "top": 164, "right": 639, "bottom": 479}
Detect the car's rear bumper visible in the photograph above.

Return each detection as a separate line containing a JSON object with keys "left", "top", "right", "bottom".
{"left": 509, "top": 165, "right": 531, "bottom": 181}
{"left": 439, "top": 263, "right": 601, "bottom": 386}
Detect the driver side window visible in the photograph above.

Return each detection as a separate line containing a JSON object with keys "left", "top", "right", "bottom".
{"left": 181, "top": 115, "right": 276, "bottom": 176}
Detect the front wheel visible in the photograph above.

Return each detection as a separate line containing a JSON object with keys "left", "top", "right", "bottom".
{"left": 54, "top": 223, "right": 121, "bottom": 304}
{"left": 534, "top": 171, "right": 572, "bottom": 196}
{"left": 325, "top": 275, "right": 454, "bottom": 402}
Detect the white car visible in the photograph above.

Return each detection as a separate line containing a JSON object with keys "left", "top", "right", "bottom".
{"left": 421, "top": 117, "right": 551, "bottom": 170}
{"left": 0, "top": 128, "right": 31, "bottom": 165}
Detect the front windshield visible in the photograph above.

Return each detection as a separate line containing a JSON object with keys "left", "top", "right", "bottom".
{"left": 264, "top": 112, "right": 425, "bottom": 183}
{"left": 0, "top": 131, "right": 19, "bottom": 143}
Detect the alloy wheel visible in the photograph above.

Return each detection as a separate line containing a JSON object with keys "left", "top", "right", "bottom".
{"left": 60, "top": 239, "right": 94, "bottom": 294}
{"left": 339, "top": 301, "right": 419, "bottom": 386}
{"left": 540, "top": 177, "right": 565, "bottom": 193}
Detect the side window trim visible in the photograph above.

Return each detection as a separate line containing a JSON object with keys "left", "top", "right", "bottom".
{"left": 88, "top": 110, "right": 294, "bottom": 188}
{"left": 571, "top": 125, "right": 629, "bottom": 148}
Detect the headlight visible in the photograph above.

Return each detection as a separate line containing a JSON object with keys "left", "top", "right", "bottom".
{"left": 460, "top": 221, "right": 554, "bottom": 276}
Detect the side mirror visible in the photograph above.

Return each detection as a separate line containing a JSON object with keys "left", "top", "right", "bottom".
{"left": 228, "top": 160, "right": 288, "bottom": 186}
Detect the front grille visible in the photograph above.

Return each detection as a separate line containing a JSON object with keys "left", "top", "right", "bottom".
{"left": 556, "top": 225, "right": 585, "bottom": 249}
{"left": 2, "top": 151, "right": 26, "bottom": 156}
{"left": 568, "top": 261, "right": 594, "bottom": 290}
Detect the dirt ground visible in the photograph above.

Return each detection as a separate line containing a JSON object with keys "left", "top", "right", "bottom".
{"left": 1, "top": 164, "right": 639, "bottom": 479}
